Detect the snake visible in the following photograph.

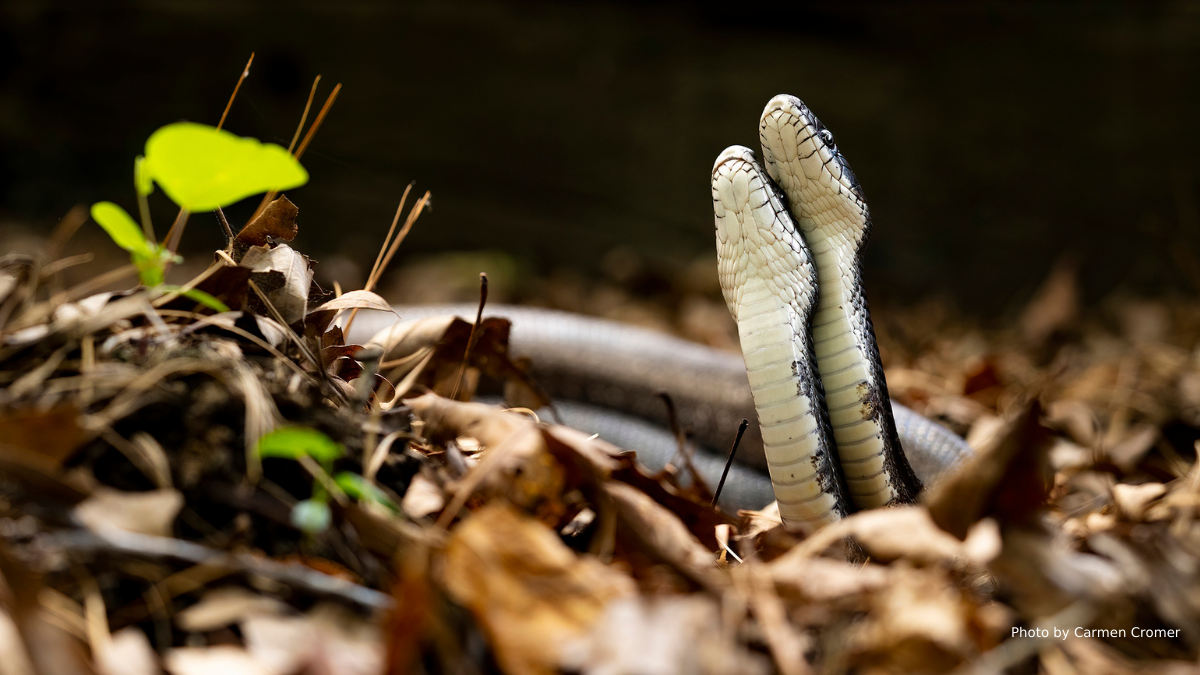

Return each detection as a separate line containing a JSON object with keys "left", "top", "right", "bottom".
{"left": 713, "top": 94, "right": 925, "bottom": 530}
{"left": 349, "top": 95, "right": 971, "bottom": 530}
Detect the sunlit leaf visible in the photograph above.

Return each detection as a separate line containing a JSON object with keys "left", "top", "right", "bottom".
{"left": 334, "top": 471, "right": 399, "bottom": 511}
{"left": 255, "top": 427, "right": 343, "bottom": 464}
{"left": 91, "top": 202, "right": 151, "bottom": 256}
{"left": 143, "top": 122, "right": 308, "bottom": 212}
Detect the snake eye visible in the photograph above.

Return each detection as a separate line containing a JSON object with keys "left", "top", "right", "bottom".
{"left": 819, "top": 128, "right": 836, "bottom": 151}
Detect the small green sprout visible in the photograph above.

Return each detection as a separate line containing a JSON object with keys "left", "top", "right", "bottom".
{"left": 255, "top": 429, "right": 398, "bottom": 533}
{"left": 335, "top": 471, "right": 399, "bottom": 512}
{"left": 255, "top": 427, "right": 344, "bottom": 465}
{"left": 90, "top": 121, "right": 309, "bottom": 302}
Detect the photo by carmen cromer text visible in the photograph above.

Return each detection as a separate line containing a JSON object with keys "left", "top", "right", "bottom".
{"left": 1013, "top": 626, "right": 1181, "bottom": 639}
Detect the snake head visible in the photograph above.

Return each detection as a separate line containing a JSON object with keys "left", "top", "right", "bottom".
{"left": 711, "top": 145, "right": 817, "bottom": 322}
{"left": 759, "top": 95, "right": 868, "bottom": 240}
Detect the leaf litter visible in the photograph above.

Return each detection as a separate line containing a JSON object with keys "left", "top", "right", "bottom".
{"left": 4, "top": 99, "right": 1200, "bottom": 675}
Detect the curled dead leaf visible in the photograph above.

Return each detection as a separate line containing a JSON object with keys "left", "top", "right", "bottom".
{"left": 440, "top": 502, "right": 635, "bottom": 675}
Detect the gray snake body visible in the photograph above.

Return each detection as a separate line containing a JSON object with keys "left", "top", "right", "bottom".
{"left": 348, "top": 305, "right": 970, "bottom": 513}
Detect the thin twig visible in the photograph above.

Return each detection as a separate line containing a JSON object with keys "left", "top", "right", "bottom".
{"left": 294, "top": 82, "right": 341, "bottom": 161}
{"left": 712, "top": 418, "right": 750, "bottom": 508}
{"left": 451, "top": 273, "right": 488, "bottom": 400}
{"left": 214, "top": 207, "right": 234, "bottom": 243}
{"left": 659, "top": 392, "right": 712, "bottom": 498}
{"left": 217, "top": 53, "right": 254, "bottom": 131}
{"left": 43, "top": 527, "right": 393, "bottom": 613}
{"left": 374, "top": 191, "right": 431, "bottom": 283}
{"left": 250, "top": 75, "right": 323, "bottom": 222}
{"left": 288, "top": 76, "right": 320, "bottom": 154}
{"left": 343, "top": 185, "right": 414, "bottom": 336}
{"left": 246, "top": 279, "right": 349, "bottom": 406}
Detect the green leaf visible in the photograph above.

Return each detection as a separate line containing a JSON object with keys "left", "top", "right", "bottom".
{"left": 134, "top": 155, "right": 153, "bottom": 196}
{"left": 161, "top": 286, "right": 230, "bottom": 312}
{"left": 143, "top": 122, "right": 308, "bottom": 212}
{"left": 334, "top": 472, "right": 399, "bottom": 511}
{"left": 290, "top": 498, "right": 331, "bottom": 533}
{"left": 255, "top": 427, "right": 343, "bottom": 464}
{"left": 91, "top": 202, "right": 151, "bottom": 256}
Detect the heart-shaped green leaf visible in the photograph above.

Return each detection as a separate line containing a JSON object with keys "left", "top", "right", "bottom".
{"left": 143, "top": 122, "right": 308, "bottom": 212}
{"left": 91, "top": 202, "right": 151, "bottom": 257}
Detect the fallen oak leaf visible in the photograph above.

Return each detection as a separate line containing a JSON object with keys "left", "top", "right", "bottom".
{"left": 439, "top": 501, "right": 635, "bottom": 675}
{"left": 926, "top": 401, "right": 1054, "bottom": 539}
{"left": 603, "top": 482, "right": 728, "bottom": 593}
{"left": 371, "top": 314, "right": 549, "bottom": 408}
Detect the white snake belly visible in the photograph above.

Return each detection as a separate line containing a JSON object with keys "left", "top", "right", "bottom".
{"left": 712, "top": 145, "right": 848, "bottom": 530}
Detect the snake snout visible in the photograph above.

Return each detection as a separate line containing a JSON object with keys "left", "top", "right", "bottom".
{"left": 712, "top": 145, "right": 757, "bottom": 176}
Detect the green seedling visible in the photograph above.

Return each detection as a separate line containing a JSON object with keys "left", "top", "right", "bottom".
{"left": 257, "top": 427, "right": 342, "bottom": 534}
{"left": 254, "top": 428, "right": 401, "bottom": 532}
{"left": 335, "top": 471, "right": 399, "bottom": 513}
{"left": 91, "top": 121, "right": 308, "bottom": 303}
{"left": 255, "top": 427, "right": 344, "bottom": 465}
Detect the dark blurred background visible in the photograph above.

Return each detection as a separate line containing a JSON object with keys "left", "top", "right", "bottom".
{"left": 3, "top": 1, "right": 1200, "bottom": 317}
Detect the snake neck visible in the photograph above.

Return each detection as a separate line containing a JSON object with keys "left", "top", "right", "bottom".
{"left": 801, "top": 230, "right": 922, "bottom": 508}
{"left": 733, "top": 276, "right": 849, "bottom": 528}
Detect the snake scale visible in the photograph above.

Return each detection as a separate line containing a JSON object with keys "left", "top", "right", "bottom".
{"left": 351, "top": 94, "right": 972, "bottom": 531}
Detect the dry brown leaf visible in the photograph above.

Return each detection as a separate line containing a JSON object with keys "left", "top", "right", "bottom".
{"left": 926, "top": 403, "right": 1053, "bottom": 539}
{"left": 768, "top": 555, "right": 891, "bottom": 604}
{"left": 241, "top": 604, "right": 383, "bottom": 675}
{"left": 563, "top": 595, "right": 767, "bottom": 675}
{"left": 163, "top": 646, "right": 271, "bottom": 675}
{"left": 73, "top": 488, "right": 183, "bottom": 538}
{"left": 407, "top": 394, "right": 565, "bottom": 524}
{"left": 375, "top": 315, "right": 550, "bottom": 407}
{"left": 0, "top": 404, "right": 88, "bottom": 464}
{"left": 240, "top": 243, "right": 313, "bottom": 326}
{"left": 1112, "top": 482, "right": 1167, "bottom": 521}
{"left": 235, "top": 194, "right": 299, "bottom": 247}
{"left": 400, "top": 473, "right": 445, "bottom": 520}
{"left": 174, "top": 588, "right": 287, "bottom": 633}
{"left": 0, "top": 604, "right": 36, "bottom": 675}
{"left": 841, "top": 566, "right": 978, "bottom": 672}
{"left": 1020, "top": 255, "right": 1079, "bottom": 345}
{"left": 1105, "top": 425, "right": 1159, "bottom": 473}
{"left": 603, "top": 481, "right": 727, "bottom": 591}
{"left": 96, "top": 627, "right": 160, "bottom": 675}
{"left": 440, "top": 502, "right": 635, "bottom": 675}
{"left": 782, "top": 506, "right": 968, "bottom": 567}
